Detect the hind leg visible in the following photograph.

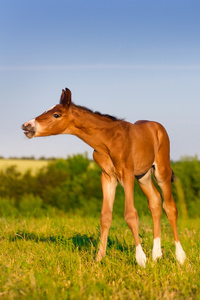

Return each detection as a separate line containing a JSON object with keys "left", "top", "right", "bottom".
{"left": 159, "top": 178, "right": 186, "bottom": 264}
{"left": 123, "top": 171, "right": 146, "bottom": 267}
{"left": 154, "top": 158, "right": 186, "bottom": 264}
{"left": 138, "top": 170, "right": 163, "bottom": 261}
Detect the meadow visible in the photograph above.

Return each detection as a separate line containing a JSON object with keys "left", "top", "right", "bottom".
{"left": 0, "top": 155, "right": 200, "bottom": 299}
{"left": 0, "top": 159, "right": 48, "bottom": 175}
{"left": 0, "top": 215, "right": 199, "bottom": 299}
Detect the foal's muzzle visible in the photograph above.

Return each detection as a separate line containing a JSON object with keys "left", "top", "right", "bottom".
{"left": 21, "top": 123, "right": 36, "bottom": 139}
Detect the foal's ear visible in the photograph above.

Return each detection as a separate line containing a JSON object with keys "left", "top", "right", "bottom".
{"left": 60, "top": 88, "right": 71, "bottom": 107}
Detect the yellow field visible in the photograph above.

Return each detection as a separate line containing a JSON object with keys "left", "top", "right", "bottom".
{"left": 0, "top": 159, "right": 49, "bottom": 174}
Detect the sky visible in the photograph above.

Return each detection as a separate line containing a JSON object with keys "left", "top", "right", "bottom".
{"left": 0, "top": 0, "right": 200, "bottom": 161}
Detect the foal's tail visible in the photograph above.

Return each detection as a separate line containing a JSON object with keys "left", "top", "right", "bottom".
{"left": 171, "top": 169, "right": 176, "bottom": 183}
{"left": 151, "top": 166, "right": 176, "bottom": 183}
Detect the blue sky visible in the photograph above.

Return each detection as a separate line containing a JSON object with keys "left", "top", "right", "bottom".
{"left": 0, "top": 0, "right": 200, "bottom": 160}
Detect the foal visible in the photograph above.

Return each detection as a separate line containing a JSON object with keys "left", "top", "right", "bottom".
{"left": 22, "top": 88, "right": 186, "bottom": 267}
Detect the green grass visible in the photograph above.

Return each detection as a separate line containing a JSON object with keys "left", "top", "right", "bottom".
{"left": 0, "top": 215, "right": 199, "bottom": 299}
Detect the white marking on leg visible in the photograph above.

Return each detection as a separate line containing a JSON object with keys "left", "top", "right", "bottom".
{"left": 175, "top": 241, "right": 186, "bottom": 264}
{"left": 152, "top": 237, "right": 162, "bottom": 261}
{"left": 136, "top": 244, "right": 147, "bottom": 268}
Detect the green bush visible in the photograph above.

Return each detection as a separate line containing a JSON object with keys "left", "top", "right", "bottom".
{"left": 0, "top": 154, "right": 199, "bottom": 218}
{"left": 172, "top": 156, "right": 200, "bottom": 218}
{"left": 18, "top": 194, "right": 43, "bottom": 217}
{"left": 0, "top": 197, "right": 18, "bottom": 217}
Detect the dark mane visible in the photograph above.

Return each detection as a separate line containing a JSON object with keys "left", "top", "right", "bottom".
{"left": 73, "top": 103, "right": 123, "bottom": 121}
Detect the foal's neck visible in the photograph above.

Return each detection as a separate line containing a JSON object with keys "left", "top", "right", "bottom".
{"left": 67, "top": 104, "right": 121, "bottom": 151}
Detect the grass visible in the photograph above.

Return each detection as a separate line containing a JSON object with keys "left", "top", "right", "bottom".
{"left": 0, "top": 214, "right": 199, "bottom": 299}
{"left": 0, "top": 159, "right": 48, "bottom": 174}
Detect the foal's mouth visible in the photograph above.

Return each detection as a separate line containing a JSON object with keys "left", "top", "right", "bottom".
{"left": 21, "top": 124, "right": 36, "bottom": 139}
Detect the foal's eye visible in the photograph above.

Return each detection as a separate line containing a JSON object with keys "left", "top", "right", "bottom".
{"left": 53, "top": 114, "right": 60, "bottom": 118}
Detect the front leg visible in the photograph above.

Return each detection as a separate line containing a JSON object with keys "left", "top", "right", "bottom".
{"left": 96, "top": 172, "right": 118, "bottom": 261}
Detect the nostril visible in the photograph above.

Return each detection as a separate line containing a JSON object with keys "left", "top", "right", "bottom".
{"left": 21, "top": 123, "right": 33, "bottom": 131}
{"left": 22, "top": 123, "right": 29, "bottom": 130}
{"left": 22, "top": 119, "right": 36, "bottom": 130}
{"left": 26, "top": 119, "right": 35, "bottom": 128}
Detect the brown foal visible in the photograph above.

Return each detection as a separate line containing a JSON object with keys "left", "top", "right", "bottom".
{"left": 22, "top": 88, "right": 186, "bottom": 267}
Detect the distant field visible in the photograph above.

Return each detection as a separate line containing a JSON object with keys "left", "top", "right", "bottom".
{"left": 0, "top": 159, "right": 48, "bottom": 174}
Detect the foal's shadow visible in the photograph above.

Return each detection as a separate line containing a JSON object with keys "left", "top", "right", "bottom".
{"left": 69, "top": 233, "right": 98, "bottom": 250}
{"left": 10, "top": 231, "right": 97, "bottom": 248}
{"left": 10, "top": 230, "right": 129, "bottom": 253}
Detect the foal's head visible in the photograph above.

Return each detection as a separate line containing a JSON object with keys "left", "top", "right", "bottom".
{"left": 22, "top": 88, "right": 72, "bottom": 138}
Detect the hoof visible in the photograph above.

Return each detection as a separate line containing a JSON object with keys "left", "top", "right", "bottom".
{"left": 175, "top": 241, "right": 186, "bottom": 264}
{"left": 96, "top": 251, "right": 105, "bottom": 262}
{"left": 152, "top": 248, "right": 162, "bottom": 261}
{"left": 152, "top": 237, "right": 162, "bottom": 261}
{"left": 136, "top": 244, "right": 147, "bottom": 268}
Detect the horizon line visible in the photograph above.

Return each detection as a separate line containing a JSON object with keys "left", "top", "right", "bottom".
{"left": 0, "top": 64, "right": 200, "bottom": 71}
